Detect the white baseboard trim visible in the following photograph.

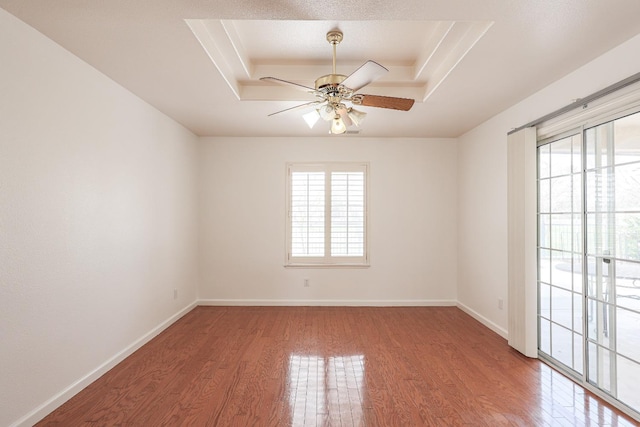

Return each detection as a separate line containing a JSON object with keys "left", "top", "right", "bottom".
{"left": 456, "top": 302, "right": 508, "bottom": 339}
{"left": 198, "top": 298, "right": 458, "bottom": 307}
{"left": 13, "top": 301, "right": 198, "bottom": 427}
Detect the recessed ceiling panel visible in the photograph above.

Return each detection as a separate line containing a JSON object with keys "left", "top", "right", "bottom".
{"left": 231, "top": 20, "right": 442, "bottom": 63}
{"left": 186, "top": 19, "right": 493, "bottom": 102}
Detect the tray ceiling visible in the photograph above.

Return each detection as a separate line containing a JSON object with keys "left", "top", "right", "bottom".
{"left": 187, "top": 20, "right": 492, "bottom": 103}
{"left": 1, "top": 1, "right": 640, "bottom": 137}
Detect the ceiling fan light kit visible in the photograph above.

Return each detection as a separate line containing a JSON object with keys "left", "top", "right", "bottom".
{"left": 347, "top": 107, "right": 366, "bottom": 126}
{"left": 261, "top": 30, "right": 415, "bottom": 135}
{"left": 302, "top": 110, "right": 320, "bottom": 128}
{"left": 331, "top": 114, "right": 347, "bottom": 134}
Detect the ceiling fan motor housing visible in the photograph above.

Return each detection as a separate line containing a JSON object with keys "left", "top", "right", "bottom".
{"left": 315, "top": 74, "right": 347, "bottom": 95}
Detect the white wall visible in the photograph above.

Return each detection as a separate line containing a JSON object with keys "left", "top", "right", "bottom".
{"left": 457, "top": 33, "right": 640, "bottom": 337}
{"left": 199, "top": 137, "right": 458, "bottom": 304}
{"left": 0, "top": 9, "right": 199, "bottom": 426}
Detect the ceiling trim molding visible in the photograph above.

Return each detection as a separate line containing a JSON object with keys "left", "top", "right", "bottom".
{"left": 186, "top": 19, "right": 493, "bottom": 103}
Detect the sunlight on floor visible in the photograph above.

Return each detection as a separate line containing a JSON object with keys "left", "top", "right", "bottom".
{"left": 288, "top": 354, "right": 365, "bottom": 426}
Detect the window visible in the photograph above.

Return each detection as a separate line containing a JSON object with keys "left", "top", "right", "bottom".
{"left": 286, "top": 163, "right": 368, "bottom": 266}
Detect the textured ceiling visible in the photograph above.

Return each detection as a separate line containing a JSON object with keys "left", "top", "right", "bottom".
{"left": 2, "top": 0, "right": 640, "bottom": 138}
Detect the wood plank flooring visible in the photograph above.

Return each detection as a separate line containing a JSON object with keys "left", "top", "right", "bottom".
{"left": 37, "top": 306, "right": 639, "bottom": 426}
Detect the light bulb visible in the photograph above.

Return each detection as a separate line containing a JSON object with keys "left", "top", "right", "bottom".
{"left": 331, "top": 115, "right": 347, "bottom": 134}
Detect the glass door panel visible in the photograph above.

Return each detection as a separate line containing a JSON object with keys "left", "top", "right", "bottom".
{"left": 584, "top": 111, "right": 640, "bottom": 413}
{"left": 537, "top": 132, "right": 584, "bottom": 375}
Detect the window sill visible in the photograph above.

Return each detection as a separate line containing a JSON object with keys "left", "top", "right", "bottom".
{"left": 284, "top": 263, "right": 370, "bottom": 269}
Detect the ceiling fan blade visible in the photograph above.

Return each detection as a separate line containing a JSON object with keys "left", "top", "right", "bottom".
{"left": 341, "top": 60, "right": 388, "bottom": 92}
{"left": 260, "top": 77, "right": 316, "bottom": 93}
{"left": 352, "top": 94, "right": 415, "bottom": 111}
{"left": 267, "top": 100, "right": 325, "bottom": 117}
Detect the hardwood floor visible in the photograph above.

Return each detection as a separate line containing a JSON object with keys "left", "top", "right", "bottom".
{"left": 37, "top": 306, "right": 638, "bottom": 426}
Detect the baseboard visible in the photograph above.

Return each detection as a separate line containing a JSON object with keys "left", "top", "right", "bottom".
{"left": 197, "top": 298, "right": 458, "bottom": 307}
{"left": 456, "top": 302, "right": 508, "bottom": 339}
{"left": 12, "top": 301, "right": 198, "bottom": 427}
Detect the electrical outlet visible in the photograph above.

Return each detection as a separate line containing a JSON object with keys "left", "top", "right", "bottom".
{"left": 304, "top": 279, "right": 310, "bottom": 287}
{"left": 498, "top": 298, "right": 504, "bottom": 310}
{"left": 174, "top": 289, "right": 178, "bottom": 300}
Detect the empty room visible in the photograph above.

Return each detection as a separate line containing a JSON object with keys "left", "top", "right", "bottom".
{"left": 2, "top": 1, "right": 640, "bottom": 425}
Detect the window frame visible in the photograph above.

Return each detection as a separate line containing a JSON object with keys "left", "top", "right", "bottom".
{"left": 285, "top": 162, "right": 370, "bottom": 268}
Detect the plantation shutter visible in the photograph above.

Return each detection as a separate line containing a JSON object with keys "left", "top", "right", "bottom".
{"left": 331, "top": 172, "right": 365, "bottom": 256}
{"left": 290, "top": 171, "right": 325, "bottom": 257}
{"left": 287, "top": 163, "right": 368, "bottom": 266}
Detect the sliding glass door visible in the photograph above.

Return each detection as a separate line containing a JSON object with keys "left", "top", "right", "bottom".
{"left": 538, "top": 110, "right": 640, "bottom": 415}
{"left": 538, "top": 131, "right": 584, "bottom": 374}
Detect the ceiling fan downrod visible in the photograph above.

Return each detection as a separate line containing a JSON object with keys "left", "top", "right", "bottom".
{"left": 326, "top": 30, "right": 343, "bottom": 75}
{"left": 315, "top": 30, "right": 347, "bottom": 96}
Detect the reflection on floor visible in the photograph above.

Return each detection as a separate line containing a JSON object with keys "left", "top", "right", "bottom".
{"left": 289, "top": 354, "right": 365, "bottom": 426}
{"left": 538, "top": 362, "right": 637, "bottom": 426}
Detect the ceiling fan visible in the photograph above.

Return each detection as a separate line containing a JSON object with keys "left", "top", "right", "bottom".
{"left": 260, "top": 30, "right": 415, "bottom": 134}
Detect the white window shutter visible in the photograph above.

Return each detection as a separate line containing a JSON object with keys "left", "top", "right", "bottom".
{"left": 290, "top": 172, "right": 325, "bottom": 257}
{"left": 286, "top": 163, "right": 368, "bottom": 266}
{"left": 331, "top": 172, "right": 365, "bottom": 256}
